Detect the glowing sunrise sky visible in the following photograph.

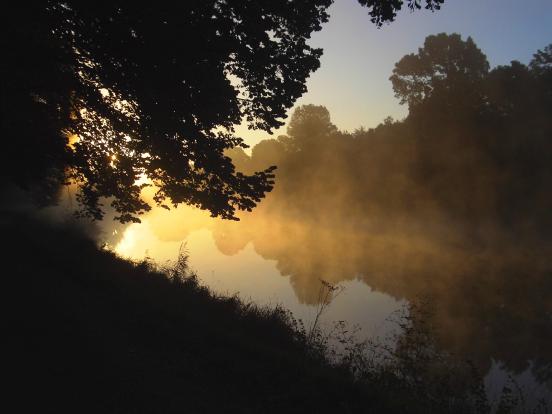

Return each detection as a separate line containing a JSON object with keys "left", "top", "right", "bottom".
{"left": 237, "top": 0, "right": 552, "bottom": 148}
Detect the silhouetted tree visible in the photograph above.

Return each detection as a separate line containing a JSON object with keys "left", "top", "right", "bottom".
{"left": 287, "top": 105, "right": 338, "bottom": 150}
{"left": 251, "top": 140, "right": 288, "bottom": 174}
{"left": 1, "top": 1, "right": 446, "bottom": 222}
{"left": 3, "top": 2, "right": 337, "bottom": 222}
{"left": 530, "top": 44, "right": 552, "bottom": 75}
{"left": 358, "top": 0, "right": 445, "bottom": 26}
{"left": 390, "top": 33, "right": 489, "bottom": 108}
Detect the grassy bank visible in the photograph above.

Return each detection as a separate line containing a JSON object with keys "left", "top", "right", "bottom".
{"left": 4, "top": 213, "right": 543, "bottom": 413}
{"left": 5, "top": 213, "right": 366, "bottom": 413}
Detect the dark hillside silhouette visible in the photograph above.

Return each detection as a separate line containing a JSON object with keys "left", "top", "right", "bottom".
{"left": 6, "top": 213, "right": 500, "bottom": 414}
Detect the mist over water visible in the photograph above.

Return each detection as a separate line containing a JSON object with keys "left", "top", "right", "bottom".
{"left": 34, "top": 34, "right": 551, "bottom": 401}
{"left": 108, "top": 186, "right": 551, "bottom": 391}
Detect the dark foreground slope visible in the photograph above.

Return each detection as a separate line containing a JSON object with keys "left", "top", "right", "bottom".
{"left": 7, "top": 213, "right": 529, "bottom": 414}
{"left": 5, "top": 213, "right": 372, "bottom": 414}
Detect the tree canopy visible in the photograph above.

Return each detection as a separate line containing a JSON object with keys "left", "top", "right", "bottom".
{"left": 358, "top": 0, "right": 445, "bottom": 26}
{"left": 390, "top": 33, "right": 489, "bottom": 108}
{"left": 286, "top": 105, "right": 338, "bottom": 150}
{"left": 1, "top": 1, "right": 445, "bottom": 222}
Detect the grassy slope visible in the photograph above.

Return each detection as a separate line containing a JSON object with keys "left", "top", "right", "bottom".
{"left": 6, "top": 213, "right": 377, "bottom": 414}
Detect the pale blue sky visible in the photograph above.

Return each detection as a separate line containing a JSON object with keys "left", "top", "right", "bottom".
{"left": 237, "top": 0, "right": 552, "bottom": 148}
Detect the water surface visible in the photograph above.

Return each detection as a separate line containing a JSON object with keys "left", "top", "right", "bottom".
{"left": 105, "top": 201, "right": 551, "bottom": 396}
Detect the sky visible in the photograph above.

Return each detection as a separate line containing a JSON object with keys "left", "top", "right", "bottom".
{"left": 236, "top": 0, "right": 552, "bottom": 149}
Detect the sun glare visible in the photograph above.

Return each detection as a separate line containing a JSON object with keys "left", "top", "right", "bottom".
{"left": 67, "top": 133, "right": 79, "bottom": 150}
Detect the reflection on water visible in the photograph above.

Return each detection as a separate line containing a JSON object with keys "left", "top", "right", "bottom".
{"left": 110, "top": 201, "right": 552, "bottom": 394}
{"left": 114, "top": 215, "right": 404, "bottom": 342}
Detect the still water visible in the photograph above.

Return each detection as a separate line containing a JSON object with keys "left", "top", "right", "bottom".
{"left": 114, "top": 216, "right": 403, "bottom": 340}
{"left": 100, "top": 199, "right": 552, "bottom": 402}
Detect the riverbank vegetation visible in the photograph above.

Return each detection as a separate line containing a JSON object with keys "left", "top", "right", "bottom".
{"left": 6, "top": 213, "right": 547, "bottom": 413}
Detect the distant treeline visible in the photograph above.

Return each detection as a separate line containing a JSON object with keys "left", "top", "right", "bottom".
{"left": 218, "top": 36, "right": 552, "bottom": 385}
{"left": 229, "top": 34, "right": 552, "bottom": 242}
